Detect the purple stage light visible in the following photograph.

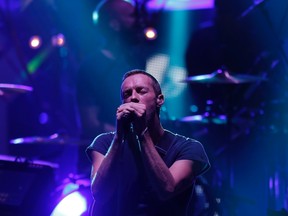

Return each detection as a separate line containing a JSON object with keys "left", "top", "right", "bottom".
{"left": 146, "top": 0, "right": 214, "bottom": 11}
{"left": 50, "top": 180, "right": 93, "bottom": 216}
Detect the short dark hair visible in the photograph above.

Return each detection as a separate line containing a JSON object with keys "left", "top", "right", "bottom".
{"left": 122, "top": 69, "right": 162, "bottom": 96}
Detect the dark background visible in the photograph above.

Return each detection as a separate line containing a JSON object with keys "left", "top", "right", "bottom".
{"left": 1, "top": 0, "right": 288, "bottom": 215}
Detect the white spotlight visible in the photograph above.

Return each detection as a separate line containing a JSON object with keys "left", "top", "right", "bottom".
{"left": 144, "top": 27, "right": 157, "bottom": 40}
{"left": 29, "top": 35, "right": 42, "bottom": 49}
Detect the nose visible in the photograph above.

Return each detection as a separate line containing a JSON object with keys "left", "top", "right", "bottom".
{"left": 130, "top": 90, "right": 139, "bottom": 103}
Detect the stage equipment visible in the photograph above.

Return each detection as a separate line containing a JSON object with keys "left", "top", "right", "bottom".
{"left": 10, "top": 133, "right": 80, "bottom": 145}
{"left": 0, "top": 83, "right": 33, "bottom": 96}
{"left": 182, "top": 68, "right": 267, "bottom": 84}
{"left": 51, "top": 34, "right": 65, "bottom": 47}
{"left": 50, "top": 174, "right": 93, "bottom": 216}
{"left": 146, "top": 0, "right": 214, "bottom": 10}
{"left": 9, "top": 133, "right": 83, "bottom": 182}
{"left": 0, "top": 154, "right": 57, "bottom": 216}
{"left": 144, "top": 27, "right": 157, "bottom": 40}
{"left": 29, "top": 35, "right": 42, "bottom": 49}
{"left": 180, "top": 113, "right": 227, "bottom": 125}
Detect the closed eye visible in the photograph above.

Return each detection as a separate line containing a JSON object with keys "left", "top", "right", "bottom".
{"left": 137, "top": 87, "right": 148, "bottom": 95}
{"left": 122, "top": 90, "right": 132, "bottom": 99}
{"left": 122, "top": 87, "right": 149, "bottom": 99}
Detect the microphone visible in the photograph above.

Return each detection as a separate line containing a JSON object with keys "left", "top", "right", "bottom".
{"left": 122, "top": 112, "right": 134, "bottom": 123}
{"left": 129, "top": 122, "right": 135, "bottom": 134}
{"left": 130, "top": 122, "right": 142, "bottom": 153}
{"left": 123, "top": 114, "right": 142, "bottom": 153}
{"left": 122, "top": 112, "right": 135, "bottom": 138}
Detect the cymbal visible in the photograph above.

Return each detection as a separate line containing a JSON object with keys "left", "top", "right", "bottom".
{"left": 182, "top": 69, "right": 267, "bottom": 84}
{"left": 180, "top": 113, "right": 227, "bottom": 125}
{"left": 0, "top": 83, "right": 33, "bottom": 96}
{"left": 10, "top": 133, "right": 85, "bottom": 146}
{"left": 0, "top": 154, "right": 59, "bottom": 168}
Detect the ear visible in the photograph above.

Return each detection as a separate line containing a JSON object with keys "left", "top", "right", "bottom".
{"left": 156, "top": 94, "right": 164, "bottom": 107}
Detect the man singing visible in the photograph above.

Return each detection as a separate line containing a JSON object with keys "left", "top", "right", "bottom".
{"left": 86, "top": 69, "right": 210, "bottom": 215}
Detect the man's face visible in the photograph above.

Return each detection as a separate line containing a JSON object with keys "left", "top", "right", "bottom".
{"left": 121, "top": 74, "right": 159, "bottom": 120}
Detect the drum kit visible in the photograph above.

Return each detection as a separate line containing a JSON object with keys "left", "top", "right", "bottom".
{"left": 0, "top": 83, "right": 91, "bottom": 214}
{"left": 163, "top": 68, "right": 266, "bottom": 141}
{"left": 181, "top": 67, "right": 267, "bottom": 84}
{"left": 182, "top": 68, "right": 266, "bottom": 113}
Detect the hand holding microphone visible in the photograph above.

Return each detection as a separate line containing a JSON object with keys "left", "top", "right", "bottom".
{"left": 116, "top": 102, "right": 146, "bottom": 138}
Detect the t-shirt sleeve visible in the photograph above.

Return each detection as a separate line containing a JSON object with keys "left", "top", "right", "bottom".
{"left": 86, "top": 132, "right": 114, "bottom": 162}
{"left": 176, "top": 138, "right": 211, "bottom": 176}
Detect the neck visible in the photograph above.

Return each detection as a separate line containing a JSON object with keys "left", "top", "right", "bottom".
{"left": 148, "top": 117, "right": 165, "bottom": 143}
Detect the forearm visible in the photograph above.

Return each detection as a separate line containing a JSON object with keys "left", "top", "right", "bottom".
{"left": 139, "top": 132, "right": 176, "bottom": 200}
{"left": 91, "top": 135, "right": 123, "bottom": 201}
